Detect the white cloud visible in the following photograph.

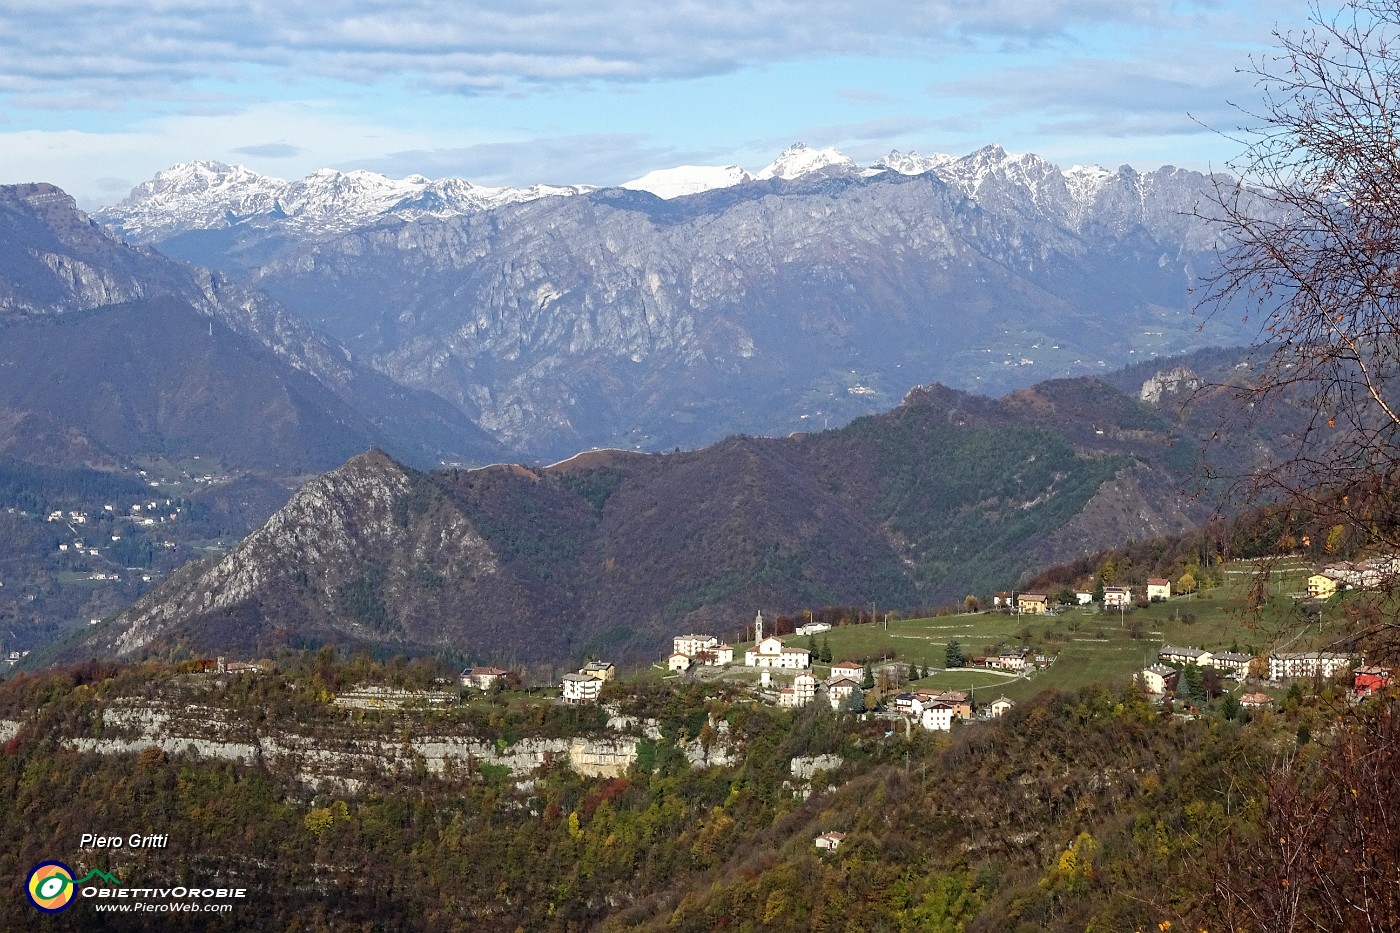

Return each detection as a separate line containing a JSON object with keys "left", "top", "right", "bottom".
{"left": 231, "top": 142, "right": 306, "bottom": 158}
{"left": 928, "top": 39, "right": 1262, "bottom": 149}
{"left": 0, "top": 1, "right": 1239, "bottom": 108}
{"left": 0, "top": 1, "right": 1287, "bottom": 205}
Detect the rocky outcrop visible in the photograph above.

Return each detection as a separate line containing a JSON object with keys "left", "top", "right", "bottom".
{"left": 52, "top": 700, "right": 646, "bottom": 790}
{"left": 568, "top": 738, "right": 639, "bottom": 778}
{"left": 1140, "top": 366, "right": 1204, "bottom": 405}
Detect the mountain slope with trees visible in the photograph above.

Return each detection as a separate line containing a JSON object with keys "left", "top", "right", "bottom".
{"left": 1, "top": 655, "right": 1392, "bottom": 931}
{"left": 71, "top": 358, "right": 1273, "bottom": 665}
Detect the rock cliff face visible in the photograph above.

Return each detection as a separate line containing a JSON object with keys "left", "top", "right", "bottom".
{"left": 36, "top": 703, "right": 642, "bottom": 791}
{"left": 0, "top": 183, "right": 168, "bottom": 315}
{"left": 106, "top": 147, "right": 1256, "bottom": 460}
{"left": 1140, "top": 366, "right": 1204, "bottom": 404}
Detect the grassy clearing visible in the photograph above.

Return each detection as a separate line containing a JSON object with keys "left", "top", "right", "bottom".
{"left": 912, "top": 669, "right": 1015, "bottom": 690}
{"left": 56, "top": 571, "right": 108, "bottom": 586}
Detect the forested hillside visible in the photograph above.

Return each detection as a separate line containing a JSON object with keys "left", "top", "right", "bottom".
{"left": 1, "top": 655, "right": 1392, "bottom": 931}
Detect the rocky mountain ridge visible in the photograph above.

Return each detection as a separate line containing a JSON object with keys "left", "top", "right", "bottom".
{"left": 97, "top": 142, "right": 1222, "bottom": 236}
{"left": 83, "top": 144, "right": 1264, "bottom": 463}
{"left": 102, "top": 449, "right": 507, "bottom": 658}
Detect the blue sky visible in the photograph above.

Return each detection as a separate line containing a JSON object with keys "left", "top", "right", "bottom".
{"left": 0, "top": 0, "right": 1300, "bottom": 208}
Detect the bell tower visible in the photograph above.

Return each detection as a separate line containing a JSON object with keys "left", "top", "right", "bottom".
{"left": 754, "top": 610, "right": 763, "bottom": 642}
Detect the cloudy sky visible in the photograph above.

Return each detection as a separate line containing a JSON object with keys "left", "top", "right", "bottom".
{"left": 0, "top": 0, "right": 1299, "bottom": 208}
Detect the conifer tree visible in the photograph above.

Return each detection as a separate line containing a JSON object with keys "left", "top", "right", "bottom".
{"left": 945, "top": 641, "right": 965, "bottom": 669}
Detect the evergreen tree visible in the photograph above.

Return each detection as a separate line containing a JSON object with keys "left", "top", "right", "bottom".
{"left": 1182, "top": 664, "right": 1206, "bottom": 704}
{"left": 819, "top": 636, "right": 832, "bottom": 664}
{"left": 945, "top": 641, "right": 965, "bottom": 669}
{"left": 1286, "top": 681, "right": 1305, "bottom": 709}
{"left": 862, "top": 663, "right": 875, "bottom": 690}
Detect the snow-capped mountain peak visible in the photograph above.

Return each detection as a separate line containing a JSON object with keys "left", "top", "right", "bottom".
{"left": 98, "top": 164, "right": 595, "bottom": 241}
{"left": 620, "top": 164, "right": 753, "bottom": 199}
{"left": 755, "top": 143, "right": 858, "bottom": 181}
{"left": 870, "top": 150, "right": 954, "bottom": 176}
{"left": 930, "top": 145, "right": 1071, "bottom": 215}
{"left": 1062, "top": 164, "right": 1115, "bottom": 211}
{"left": 98, "top": 144, "right": 1202, "bottom": 246}
{"left": 134, "top": 160, "right": 284, "bottom": 195}
{"left": 103, "top": 161, "right": 287, "bottom": 238}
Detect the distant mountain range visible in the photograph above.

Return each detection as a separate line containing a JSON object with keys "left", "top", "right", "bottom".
{"left": 77, "top": 351, "right": 1280, "bottom": 667}
{"left": 93, "top": 144, "right": 916, "bottom": 241}
{"left": 96, "top": 161, "right": 595, "bottom": 242}
{"left": 0, "top": 183, "right": 501, "bottom": 473}
{"left": 94, "top": 143, "right": 1257, "bottom": 460}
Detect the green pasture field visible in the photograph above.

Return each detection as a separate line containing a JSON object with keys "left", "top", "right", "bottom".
{"left": 729, "top": 557, "right": 1362, "bottom": 705}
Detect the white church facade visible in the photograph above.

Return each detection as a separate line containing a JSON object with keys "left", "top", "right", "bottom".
{"left": 743, "top": 614, "right": 811, "bottom": 670}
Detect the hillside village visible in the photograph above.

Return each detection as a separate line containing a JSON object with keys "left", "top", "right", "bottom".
{"left": 65, "top": 555, "right": 1394, "bottom": 867}
{"left": 13, "top": 534, "right": 1396, "bottom": 762}
{"left": 46, "top": 497, "right": 184, "bottom": 580}
{"left": 495, "top": 555, "right": 1397, "bottom": 734}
